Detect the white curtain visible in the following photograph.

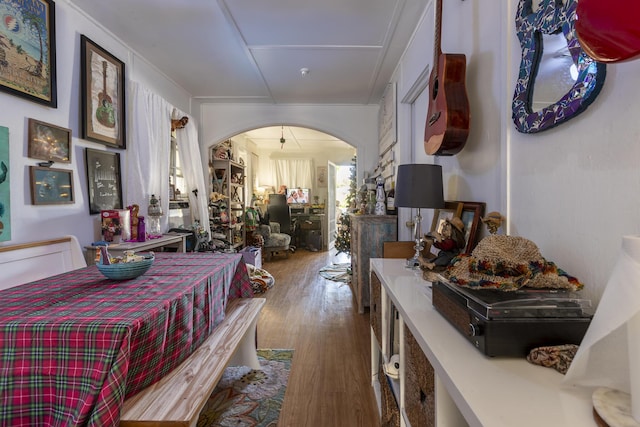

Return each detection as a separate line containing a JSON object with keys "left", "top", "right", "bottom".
{"left": 270, "top": 159, "right": 314, "bottom": 189}
{"left": 174, "top": 110, "right": 209, "bottom": 231}
{"left": 127, "top": 81, "right": 172, "bottom": 231}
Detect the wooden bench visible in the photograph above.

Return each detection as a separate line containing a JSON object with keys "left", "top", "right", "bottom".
{"left": 0, "top": 236, "right": 87, "bottom": 290}
{"left": 119, "top": 296, "right": 266, "bottom": 427}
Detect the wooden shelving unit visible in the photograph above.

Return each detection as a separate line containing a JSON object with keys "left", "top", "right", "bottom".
{"left": 209, "top": 157, "right": 246, "bottom": 250}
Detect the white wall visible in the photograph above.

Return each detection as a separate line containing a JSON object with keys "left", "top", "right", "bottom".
{"left": 391, "top": 0, "right": 640, "bottom": 305}
{"left": 195, "top": 102, "right": 378, "bottom": 195}
{"left": 505, "top": 18, "right": 640, "bottom": 303}
{"left": 3, "top": 1, "right": 637, "bottom": 307}
{"left": 253, "top": 145, "right": 355, "bottom": 205}
{"left": 391, "top": 0, "right": 505, "bottom": 247}
{"left": 0, "top": 2, "right": 191, "bottom": 248}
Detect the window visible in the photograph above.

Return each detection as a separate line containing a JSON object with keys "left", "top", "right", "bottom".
{"left": 169, "top": 136, "right": 189, "bottom": 200}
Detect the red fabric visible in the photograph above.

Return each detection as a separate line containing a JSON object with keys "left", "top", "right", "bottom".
{"left": 434, "top": 238, "right": 457, "bottom": 252}
{"left": 576, "top": 0, "right": 640, "bottom": 62}
{"left": 0, "top": 252, "right": 253, "bottom": 426}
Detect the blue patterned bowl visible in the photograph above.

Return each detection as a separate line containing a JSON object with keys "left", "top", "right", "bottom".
{"left": 97, "top": 255, "right": 155, "bottom": 280}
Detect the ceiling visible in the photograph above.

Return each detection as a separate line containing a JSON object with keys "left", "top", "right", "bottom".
{"left": 241, "top": 125, "right": 353, "bottom": 152}
{"left": 69, "top": 0, "right": 427, "bottom": 105}
{"left": 69, "top": 0, "right": 428, "bottom": 148}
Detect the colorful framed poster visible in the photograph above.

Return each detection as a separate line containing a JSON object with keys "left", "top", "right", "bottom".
{"left": 80, "top": 35, "right": 126, "bottom": 148}
{"left": 0, "top": 126, "right": 10, "bottom": 241}
{"left": 29, "top": 166, "right": 74, "bottom": 205}
{"left": 0, "top": 0, "right": 57, "bottom": 107}
{"left": 27, "top": 118, "right": 71, "bottom": 163}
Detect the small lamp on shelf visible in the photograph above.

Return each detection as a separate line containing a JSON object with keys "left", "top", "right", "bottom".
{"left": 394, "top": 164, "right": 445, "bottom": 268}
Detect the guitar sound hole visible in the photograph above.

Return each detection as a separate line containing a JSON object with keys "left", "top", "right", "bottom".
{"left": 431, "top": 79, "right": 439, "bottom": 100}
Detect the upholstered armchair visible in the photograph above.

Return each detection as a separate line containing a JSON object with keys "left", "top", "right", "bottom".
{"left": 253, "top": 222, "right": 292, "bottom": 261}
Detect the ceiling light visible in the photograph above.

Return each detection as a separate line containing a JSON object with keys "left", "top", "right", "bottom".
{"left": 300, "top": 68, "right": 309, "bottom": 76}
{"left": 280, "top": 126, "right": 286, "bottom": 149}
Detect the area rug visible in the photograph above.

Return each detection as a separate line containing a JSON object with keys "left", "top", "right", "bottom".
{"left": 196, "top": 349, "right": 293, "bottom": 427}
{"left": 319, "top": 262, "right": 351, "bottom": 282}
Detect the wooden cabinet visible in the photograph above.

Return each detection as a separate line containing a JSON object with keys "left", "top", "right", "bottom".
{"left": 209, "top": 158, "right": 246, "bottom": 250}
{"left": 349, "top": 214, "right": 397, "bottom": 314}
{"left": 370, "top": 258, "right": 594, "bottom": 427}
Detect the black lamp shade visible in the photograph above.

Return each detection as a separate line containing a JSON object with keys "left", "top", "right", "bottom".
{"left": 394, "top": 164, "right": 445, "bottom": 209}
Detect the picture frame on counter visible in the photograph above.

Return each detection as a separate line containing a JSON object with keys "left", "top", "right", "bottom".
{"left": 458, "top": 201, "right": 486, "bottom": 254}
{"left": 430, "top": 201, "right": 462, "bottom": 235}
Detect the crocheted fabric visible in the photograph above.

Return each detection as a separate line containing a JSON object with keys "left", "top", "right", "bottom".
{"left": 446, "top": 235, "right": 584, "bottom": 291}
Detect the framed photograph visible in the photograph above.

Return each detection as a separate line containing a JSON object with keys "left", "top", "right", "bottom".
{"left": 29, "top": 166, "right": 74, "bottom": 205}
{"left": 27, "top": 118, "right": 71, "bottom": 163}
{"left": 80, "top": 35, "right": 126, "bottom": 148}
{"left": 430, "top": 201, "right": 462, "bottom": 235}
{"left": 85, "top": 148, "right": 123, "bottom": 214}
{"left": 0, "top": 0, "right": 57, "bottom": 107}
{"left": 459, "top": 201, "right": 486, "bottom": 254}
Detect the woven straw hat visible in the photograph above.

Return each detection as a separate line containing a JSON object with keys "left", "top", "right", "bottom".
{"left": 446, "top": 235, "right": 583, "bottom": 291}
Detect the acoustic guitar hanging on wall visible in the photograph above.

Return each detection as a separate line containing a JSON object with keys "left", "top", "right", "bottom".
{"left": 424, "top": 0, "right": 470, "bottom": 156}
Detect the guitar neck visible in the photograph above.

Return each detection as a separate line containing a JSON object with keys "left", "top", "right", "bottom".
{"left": 102, "top": 61, "right": 108, "bottom": 91}
{"left": 433, "top": 0, "right": 443, "bottom": 66}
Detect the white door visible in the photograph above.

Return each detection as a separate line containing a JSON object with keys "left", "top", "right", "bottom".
{"left": 327, "top": 161, "right": 337, "bottom": 249}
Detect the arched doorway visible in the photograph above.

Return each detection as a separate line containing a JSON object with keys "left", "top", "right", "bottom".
{"left": 219, "top": 126, "right": 356, "bottom": 250}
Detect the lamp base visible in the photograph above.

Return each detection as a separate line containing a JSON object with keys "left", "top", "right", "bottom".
{"left": 405, "top": 255, "right": 421, "bottom": 269}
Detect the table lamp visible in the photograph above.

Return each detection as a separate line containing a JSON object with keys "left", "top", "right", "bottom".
{"left": 394, "top": 164, "right": 445, "bottom": 267}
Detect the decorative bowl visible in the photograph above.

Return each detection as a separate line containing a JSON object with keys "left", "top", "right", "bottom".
{"left": 97, "top": 254, "right": 155, "bottom": 280}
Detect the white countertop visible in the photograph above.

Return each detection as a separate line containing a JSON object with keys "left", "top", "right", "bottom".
{"left": 370, "top": 258, "right": 595, "bottom": 427}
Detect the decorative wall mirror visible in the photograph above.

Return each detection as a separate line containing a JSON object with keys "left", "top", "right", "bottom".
{"left": 512, "top": 0, "right": 606, "bottom": 133}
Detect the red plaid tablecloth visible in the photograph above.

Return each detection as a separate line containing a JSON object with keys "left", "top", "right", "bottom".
{"left": 0, "top": 252, "right": 253, "bottom": 427}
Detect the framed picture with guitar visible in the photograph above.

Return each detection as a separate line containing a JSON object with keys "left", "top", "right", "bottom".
{"left": 80, "top": 35, "right": 126, "bottom": 149}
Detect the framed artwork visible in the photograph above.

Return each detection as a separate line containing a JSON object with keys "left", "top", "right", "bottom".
{"left": 378, "top": 82, "right": 397, "bottom": 153}
{"left": 80, "top": 35, "right": 126, "bottom": 148}
{"left": 430, "top": 201, "right": 462, "bottom": 235}
{"left": 0, "top": 0, "right": 57, "bottom": 107}
{"left": 0, "top": 126, "right": 10, "bottom": 241}
{"left": 27, "top": 118, "right": 71, "bottom": 163}
{"left": 85, "top": 148, "right": 123, "bottom": 214}
{"left": 29, "top": 166, "right": 74, "bottom": 205}
{"left": 317, "top": 165, "right": 327, "bottom": 188}
{"left": 459, "top": 201, "right": 486, "bottom": 254}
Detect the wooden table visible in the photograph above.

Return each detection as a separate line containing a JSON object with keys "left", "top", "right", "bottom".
{"left": 85, "top": 233, "right": 186, "bottom": 265}
{"left": 0, "top": 252, "right": 253, "bottom": 426}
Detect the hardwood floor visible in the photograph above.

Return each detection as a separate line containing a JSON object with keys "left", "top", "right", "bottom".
{"left": 256, "top": 248, "right": 381, "bottom": 427}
